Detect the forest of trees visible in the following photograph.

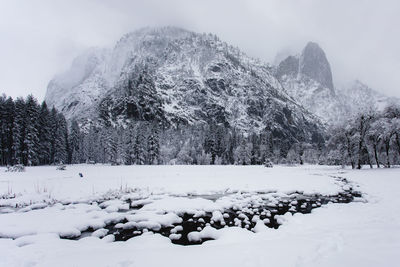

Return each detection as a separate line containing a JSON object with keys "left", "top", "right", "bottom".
{"left": 326, "top": 106, "right": 400, "bottom": 169}
{"left": 0, "top": 94, "right": 69, "bottom": 166}
{"left": 68, "top": 121, "right": 283, "bottom": 166}
{"left": 1, "top": 93, "right": 399, "bottom": 168}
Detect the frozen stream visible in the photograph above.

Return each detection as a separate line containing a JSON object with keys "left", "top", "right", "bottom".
{"left": 49, "top": 177, "right": 362, "bottom": 245}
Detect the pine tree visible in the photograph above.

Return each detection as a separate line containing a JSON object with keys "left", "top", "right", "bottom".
{"left": 104, "top": 128, "right": 119, "bottom": 164}
{"left": 12, "top": 98, "right": 26, "bottom": 165}
{"left": 249, "top": 133, "right": 260, "bottom": 165}
{"left": 69, "top": 120, "right": 81, "bottom": 164}
{"left": 177, "top": 140, "right": 193, "bottom": 164}
{"left": 38, "top": 102, "right": 52, "bottom": 165}
{"left": 133, "top": 125, "right": 146, "bottom": 165}
{"left": 123, "top": 125, "right": 136, "bottom": 165}
{"left": 0, "top": 95, "right": 14, "bottom": 165}
{"left": 53, "top": 113, "right": 68, "bottom": 164}
{"left": 234, "top": 138, "right": 251, "bottom": 165}
{"left": 4, "top": 97, "right": 14, "bottom": 165}
{"left": 49, "top": 107, "right": 58, "bottom": 164}
{"left": 204, "top": 125, "right": 217, "bottom": 164}
{"left": 0, "top": 95, "right": 5, "bottom": 165}
{"left": 147, "top": 126, "right": 160, "bottom": 164}
{"left": 23, "top": 95, "right": 40, "bottom": 166}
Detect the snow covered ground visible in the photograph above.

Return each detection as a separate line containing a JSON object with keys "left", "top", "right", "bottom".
{"left": 0, "top": 165, "right": 399, "bottom": 267}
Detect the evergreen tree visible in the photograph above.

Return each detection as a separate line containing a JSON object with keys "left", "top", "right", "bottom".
{"left": 234, "top": 138, "right": 251, "bottom": 165}
{"left": 123, "top": 125, "right": 136, "bottom": 165}
{"left": 176, "top": 140, "right": 192, "bottom": 164}
{"left": 147, "top": 126, "right": 160, "bottom": 164}
{"left": 53, "top": 113, "right": 68, "bottom": 164}
{"left": 0, "top": 95, "right": 14, "bottom": 165}
{"left": 12, "top": 98, "right": 26, "bottom": 165}
{"left": 104, "top": 128, "right": 119, "bottom": 164}
{"left": 133, "top": 125, "right": 146, "bottom": 165}
{"left": 23, "top": 95, "right": 40, "bottom": 165}
{"left": 0, "top": 95, "right": 6, "bottom": 165}
{"left": 69, "top": 120, "right": 81, "bottom": 164}
{"left": 49, "top": 107, "right": 58, "bottom": 164}
{"left": 38, "top": 101, "right": 52, "bottom": 165}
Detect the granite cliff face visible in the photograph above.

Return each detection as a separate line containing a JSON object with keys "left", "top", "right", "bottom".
{"left": 299, "top": 42, "right": 334, "bottom": 93}
{"left": 275, "top": 42, "right": 397, "bottom": 124}
{"left": 276, "top": 42, "right": 339, "bottom": 123}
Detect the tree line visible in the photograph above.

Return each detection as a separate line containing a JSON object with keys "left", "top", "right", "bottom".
{"left": 45, "top": 119, "right": 324, "bottom": 166}
{"left": 326, "top": 106, "right": 400, "bottom": 168}
{"left": 0, "top": 94, "right": 68, "bottom": 166}
{"left": 1, "top": 93, "right": 399, "bottom": 168}
{"left": 65, "top": 105, "right": 400, "bottom": 168}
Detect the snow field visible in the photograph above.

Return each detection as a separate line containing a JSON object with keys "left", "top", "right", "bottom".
{"left": 0, "top": 165, "right": 399, "bottom": 267}
{"left": 0, "top": 164, "right": 343, "bottom": 208}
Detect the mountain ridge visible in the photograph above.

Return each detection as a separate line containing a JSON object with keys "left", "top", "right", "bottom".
{"left": 45, "top": 26, "right": 325, "bottom": 145}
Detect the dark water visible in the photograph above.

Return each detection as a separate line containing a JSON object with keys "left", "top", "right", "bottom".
{"left": 66, "top": 178, "right": 362, "bottom": 246}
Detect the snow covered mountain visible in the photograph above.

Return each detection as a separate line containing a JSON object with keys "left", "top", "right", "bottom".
{"left": 337, "top": 80, "right": 400, "bottom": 114}
{"left": 45, "top": 27, "right": 324, "bottom": 144}
{"left": 275, "top": 42, "right": 398, "bottom": 123}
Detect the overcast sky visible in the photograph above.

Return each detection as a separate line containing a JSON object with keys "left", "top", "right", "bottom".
{"left": 0, "top": 0, "right": 399, "bottom": 100}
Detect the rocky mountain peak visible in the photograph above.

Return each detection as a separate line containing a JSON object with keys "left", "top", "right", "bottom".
{"left": 299, "top": 42, "right": 334, "bottom": 92}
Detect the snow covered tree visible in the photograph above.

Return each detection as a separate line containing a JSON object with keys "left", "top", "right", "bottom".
{"left": 23, "top": 95, "right": 40, "bottom": 166}
{"left": 82, "top": 125, "right": 97, "bottom": 163}
{"left": 133, "top": 125, "right": 146, "bottom": 165}
{"left": 259, "top": 131, "right": 273, "bottom": 165}
{"left": 147, "top": 127, "right": 160, "bottom": 164}
{"left": 354, "top": 112, "right": 374, "bottom": 169}
{"left": 176, "top": 140, "right": 193, "bottom": 164}
{"left": 53, "top": 113, "right": 68, "bottom": 164}
{"left": 0, "top": 95, "right": 71, "bottom": 166}
{"left": 0, "top": 95, "right": 14, "bottom": 165}
{"left": 326, "top": 122, "right": 357, "bottom": 168}
{"left": 249, "top": 133, "right": 260, "bottom": 165}
{"left": 123, "top": 125, "right": 136, "bottom": 165}
{"left": 104, "top": 128, "right": 119, "bottom": 164}
{"left": 367, "top": 119, "right": 385, "bottom": 168}
{"left": 68, "top": 120, "right": 81, "bottom": 164}
{"left": 380, "top": 118, "right": 394, "bottom": 168}
{"left": 383, "top": 105, "right": 400, "bottom": 159}
{"left": 234, "top": 138, "right": 251, "bottom": 165}
{"left": 196, "top": 150, "right": 211, "bottom": 165}
{"left": 38, "top": 101, "right": 52, "bottom": 165}
{"left": 11, "top": 98, "right": 26, "bottom": 165}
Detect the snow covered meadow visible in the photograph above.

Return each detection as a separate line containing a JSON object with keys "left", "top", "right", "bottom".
{"left": 0, "top": 164, "right": 399, "bottom": 267}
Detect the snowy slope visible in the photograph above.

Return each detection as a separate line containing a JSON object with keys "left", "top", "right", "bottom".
{"left": 45, "top": 27, "right": 324, "bottom": 143}
{"left": 337, "top": 80, "right": 400, "bottom": 114}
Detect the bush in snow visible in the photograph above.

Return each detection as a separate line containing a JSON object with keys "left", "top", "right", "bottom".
{"left": 5, "top": 164, "right": 25, "bottom": 172}
{"left": 56, "top": 165, "right": 67, "bottom": 170}
{"left": 264, "top": 159, "right": 273, "bottom": 168}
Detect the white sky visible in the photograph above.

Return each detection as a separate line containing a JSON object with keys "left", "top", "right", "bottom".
{"left": 0, "top": 0, "right": 399, "bottom": 100}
